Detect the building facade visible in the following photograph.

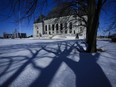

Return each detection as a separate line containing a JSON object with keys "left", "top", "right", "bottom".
{"left": 33, "top": 15, "right": 86, "bottom": 39}
{"left": 3, "top": 29, "right": 27, "bottom": 39}
{"left": 33, "top": 3, "right": 86, "bottom": 39}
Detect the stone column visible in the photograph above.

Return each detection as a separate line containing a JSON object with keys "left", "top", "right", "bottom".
{"left": 47, "top": 24, "right": 49, "bottom": 35}
{"left": 62, "top": 23, "right": 65, "bottom": 34}
{"left": 58, "top": 23, "right": 60, "bottom": 34}
{"left": 50, "top": 24, "right": 52, "bottom": 34}
{"left": 72, "top": 25, "right": 74, "bottom": 35}
{"left": 54, "top": 24, "right": 56, "bottom": 34}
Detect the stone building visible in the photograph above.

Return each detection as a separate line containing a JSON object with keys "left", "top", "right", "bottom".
{"left": 3, "top": 29, "right": 27, "bottom": 39}
{"left": 33, "top": 3, "right": 86, "bottom": 39}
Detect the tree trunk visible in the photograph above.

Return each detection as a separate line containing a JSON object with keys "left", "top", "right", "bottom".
{"left": 86, "top": 0, "right": 102, "bottom": 53}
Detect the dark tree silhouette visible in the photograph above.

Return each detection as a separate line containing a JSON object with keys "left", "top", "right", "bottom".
{"left": 6, "top": 0, "right": 115, "bottom": 52}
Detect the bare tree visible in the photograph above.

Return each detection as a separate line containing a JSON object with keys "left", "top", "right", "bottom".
{"left": 7, "top": 0, "right": 115, "bottom": 52}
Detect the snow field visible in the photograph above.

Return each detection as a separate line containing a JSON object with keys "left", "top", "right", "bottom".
{"left": 0, "top": 39, "right": 116, "bottom": 87}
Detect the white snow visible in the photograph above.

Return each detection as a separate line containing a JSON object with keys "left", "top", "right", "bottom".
{"left": 0, "top": 39, "right": 116, "bottom": 87}
{"left": 51, "top": 35, "right": 76, "bottom": 40}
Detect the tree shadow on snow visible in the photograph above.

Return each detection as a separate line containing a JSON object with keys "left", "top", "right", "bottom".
{"left": 64, "top": 53, "right": 112, "bottom": 87}
{"left": 0, "top": 40, "right": 112, "bottom": 87}
{"left": 29, "top": 41, "right": 112, "bottom": 87}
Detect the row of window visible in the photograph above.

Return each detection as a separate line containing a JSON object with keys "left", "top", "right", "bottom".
{"left": 44, "top": 22, "right": 73, "bottom": 34}
{"left": 36, "top": 25, "right": 84, "bottom": 35}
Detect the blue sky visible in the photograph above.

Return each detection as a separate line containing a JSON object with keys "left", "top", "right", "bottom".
{"left": 0, "top": 0, "right": 115, "bottom": 37}
{"left": 0, "top": 0, "right": 57, "bottom": 37}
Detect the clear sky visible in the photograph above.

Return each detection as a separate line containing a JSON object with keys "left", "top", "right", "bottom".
{"left": 0, "top": 0, "right": 57, "bottom": 37}
{"left": 0, "top": 0, "right": 115, "bottom": 37}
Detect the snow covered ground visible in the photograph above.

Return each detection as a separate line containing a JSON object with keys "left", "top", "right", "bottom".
{"left": 0, "top": 39, "right": 116, "bottom": 87}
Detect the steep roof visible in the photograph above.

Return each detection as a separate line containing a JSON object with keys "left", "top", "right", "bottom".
{"left": 45, "top": 2, "right": 77, "bottom": 19}
{"left": 34, "top": 2, "right": 86, "bottom": 23}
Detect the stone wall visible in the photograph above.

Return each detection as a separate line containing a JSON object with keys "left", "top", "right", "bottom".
{"left": 33, "top": 15, "right": 86, "bottom": 39}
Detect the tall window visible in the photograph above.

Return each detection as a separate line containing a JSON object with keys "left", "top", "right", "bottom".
{"left": 45, "top": 25, "right": 47, "bottom": 34}
{"left": 69, "top": 22, "right": 72, "bottom": 29}
{"left": 49, "top": 25, "right": 51, "bottom": 35}
{"left": 74, "top": 30, "right": 75, "bottom": 34}
{"left": 52, "top": 24, "right": 54, "bottom": 33}
{"left": 65, "top": 23, "right": 67, "bottom": 34}
{"left": 45, "top": 25, "right": 47, "bottom": 31}
{"left": 49, "top": 25, "right": 51, "bottom": 30}
{"left": 60, "top": 23, "right": 63, "bottom": 33}
{"left": 56, "top": 24, "right": 58, "bottom": 33}
{"left": 69, "top": 22, "right": 72, "bottom": 33}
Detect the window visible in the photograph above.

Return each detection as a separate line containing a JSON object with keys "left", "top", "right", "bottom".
{"left": 69, "top": 22, "right": 72, "bottom": 33}
{"left": 74, "top": 30, "right": 75, "bottom": 34}
{"left": 65, "top": 30, "right": 67, "bottom": 34}
{"left": 52, "top": 24, "right": 54, "bottom": 33}
{"left": 44, "top": 25, "right": 47, "bottom": 34}
{"left": 56, "top": 24, "right": 58, "bottom": 30}
{"left": 45, "top": 25, "right": 47, "bottom": 31}
{"left": 65, "top": 23, "right": 67, "bottom": 34}
{"left": 56, "top": 24, "right": 58, "bottom": 33}
{"left": 60, "top": 23, "right": 63, "bottom": 33}
{"left": 49, "top": 25, "right": 51, "bottom": 30}
{"left": 69, "top": 22, "right": 72, "bottom": 29}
